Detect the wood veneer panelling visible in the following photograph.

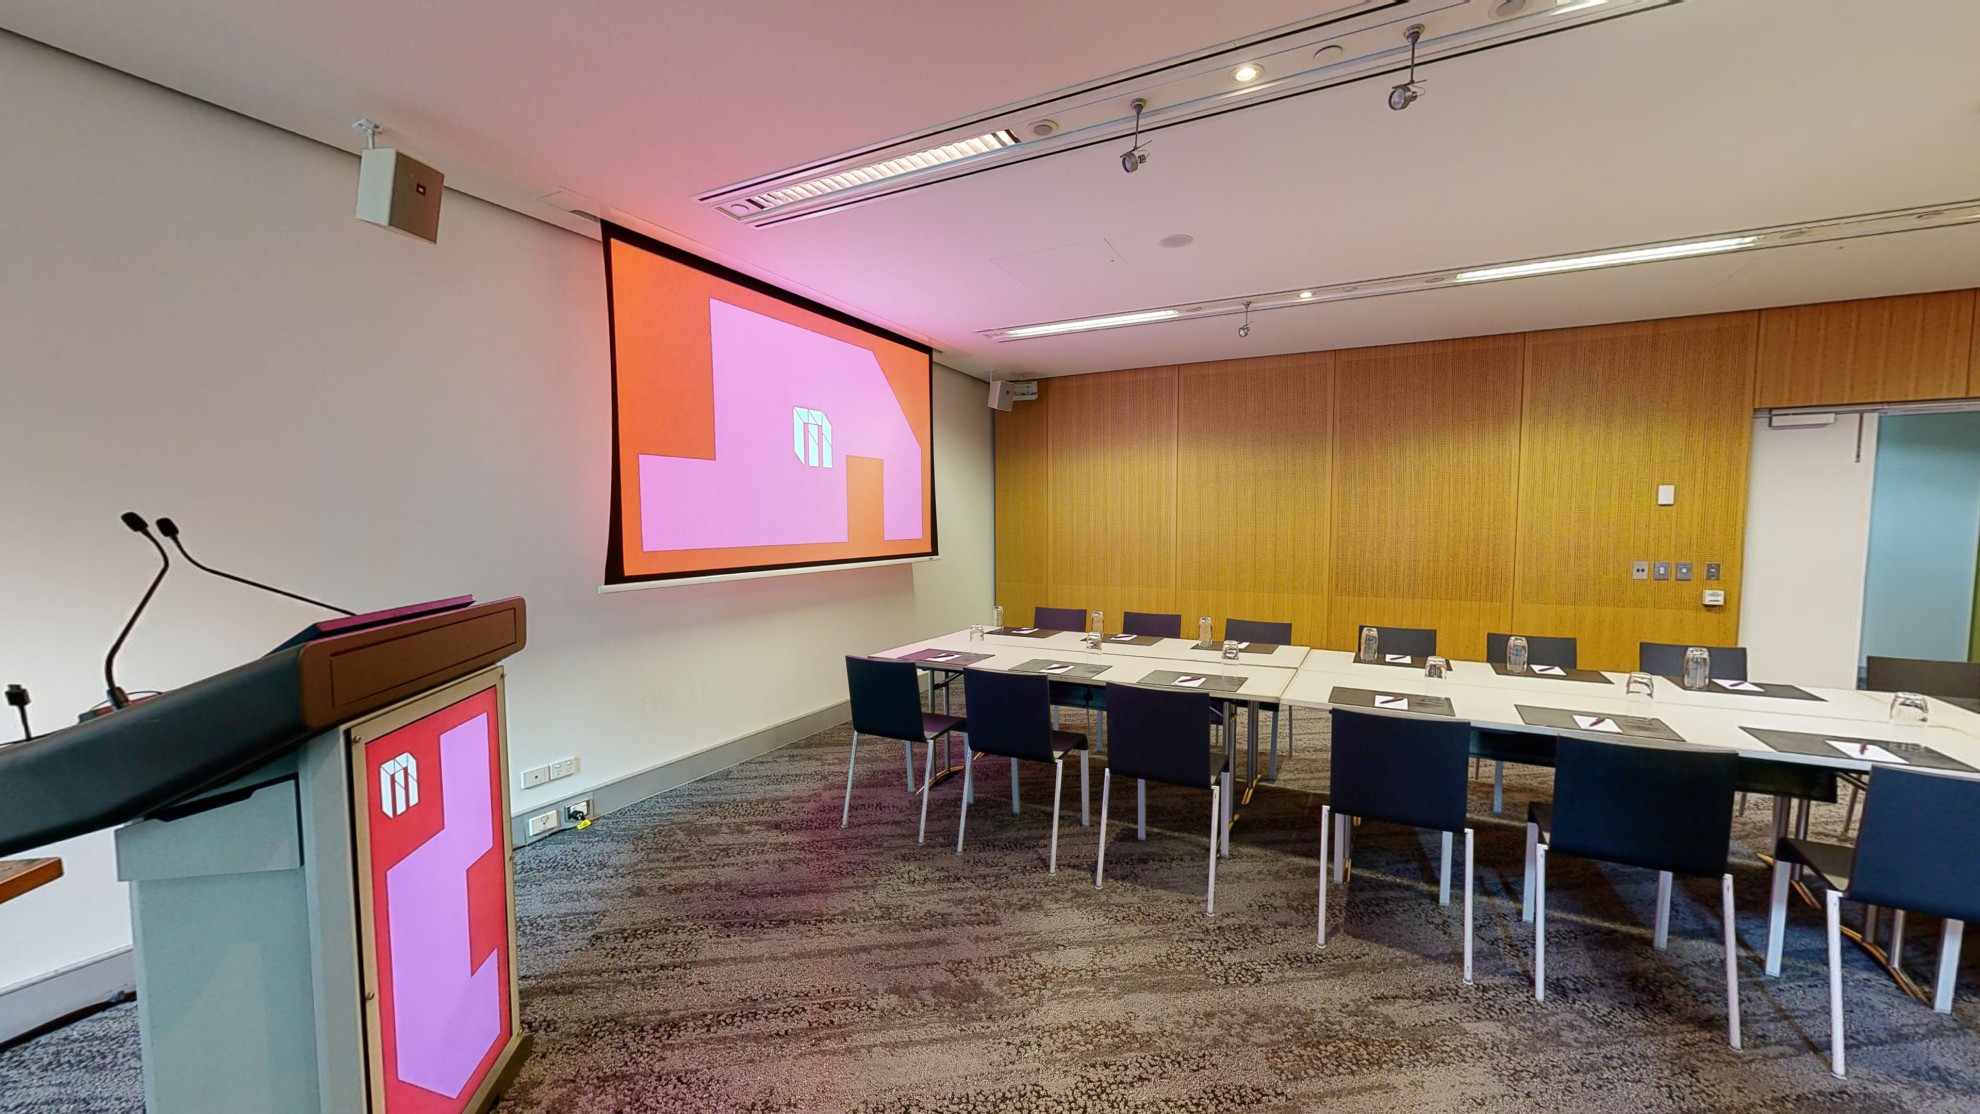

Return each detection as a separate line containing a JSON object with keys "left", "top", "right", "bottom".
{"left": 1513, "top": 314, "right": 1758, "bottom": 672}
{"left": 1330, "top": 336, "right": 1524, "bottom": 660}
{"left": 1174, "top": 353, "right": 1334, "bottom": 646}
{"left": 1756, "top": 290, "right": 1976, "bottom": 408}
{"left": 992, "top": 382, "right": 1053, "bottom": 627}
{"left": 1045, "top": 365, "right": 1178, "bottom": 629}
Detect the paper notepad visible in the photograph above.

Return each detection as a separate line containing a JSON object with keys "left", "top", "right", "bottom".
{"left": 1532, "top": 665, "right": 1566, "bottom": 676}
{"left": 1716, "top": 680, "right": 1765, "bottom": 693}
{"left": 1827, "top": 740, "right": 1909, "bottom": 765}
{"left": 1573, "top": 715, "right": 1623, "bottom": 733}
{"left": 1173, "top": 675, "right": 1208, "bottom": 688}
{"left": 1374, "top": 694, "right": 1409, "bottom": 710}
{"left": 1385, "top": 654, "right": 1413, "bottom": 663}
{"left": 1232, "top": 641, "right": 1251, "bottom": 650}
{"left": 1041, "top": 663, "right": 1074, "bottom": 675}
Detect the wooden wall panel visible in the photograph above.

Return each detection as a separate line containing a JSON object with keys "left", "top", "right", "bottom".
{"left": 992, "top": 381, "right": 1052, "bottom": 628}
{"left": 1329, "top": 336, "right": 1524, "bottom": 660}
{"left": 1174, "top": 353, "right": 1333, "bottom": 646}
{"left": 1045, "top": 366, "right": 1178, "bottom": 629}
{"left": 1512, "top": 314, "right": 1759, "bottom": 672}
{"left": 1756, "top": 290, "right": 1976, "bottom": 408}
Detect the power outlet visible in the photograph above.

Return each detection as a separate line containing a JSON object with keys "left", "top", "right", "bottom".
{"left": 1702, "top": 589, "right": 1726, "bottom": 607}
{"left": 1631, "top": 560, "right": 1650, "bottom": 580}
{"left": 526, "top": 809, "right": 560, "bottom": 837}
{"left": 1675, "top": 561, "right": 1694, "bottom": 582}
{"left": 520, "top": 765, "right": 550, "bottom": 789}
{"left": 549, "top": 757, "right": 578, "bottom": 781}
{"left": 564, "top": 799, "right": 596, "bottom": 827}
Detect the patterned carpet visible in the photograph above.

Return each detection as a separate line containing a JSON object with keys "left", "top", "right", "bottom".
{"left": 3, "top": 703, "right": 1978, "bottom": 1113}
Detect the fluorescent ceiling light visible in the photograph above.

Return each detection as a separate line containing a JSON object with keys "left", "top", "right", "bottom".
{"left": 1001, "top": 309, "right": 1182, "bottom": 339}
{"left": 1452, "top": 237, "right": 1757, "bottom": 282}
{"left": 1552, "top": 0, "right": 1610, "bottom": 12}
{"left": 740, "top": 130, "right": 1019, "bottom": 211}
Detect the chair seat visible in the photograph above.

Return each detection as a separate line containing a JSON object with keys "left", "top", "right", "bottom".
{"left": 923, "top": 713, "right": 965, "bottom": 740}
{"left": 1529, "top": 801, "right": 1552, "bottom": 840}
{"left": 1775, "top": 837, "right": 1855, "bottom": 894}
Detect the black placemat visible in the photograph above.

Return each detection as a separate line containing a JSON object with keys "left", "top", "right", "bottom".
{"left": 1516, "top": 705, "right": 1684, "bottom": 742}
{"left": 895, "top": 649, "right": 992, "bottom": 667}
{"left": 1355, "top": 654, "right": 1426, "bottom": 669}
{"left": 1099, "top": 633, "right": 1164, "bottom": 646}
{"left": 1661, "top": 678, "right": 1823, "bottom": 701}
{"left": 1490, "top": 663, "right": 1614, "bottom": 684}
{"left": 989, "top": 626, "right": 1059, "bottom": 638}
{"left": 1192, "top": 641, "right": 1284, "bottom": 655}
{"left": 1138, "top": 669, "right": 1248, "bottom": 694}
{"left": 1327, "top": 687, "right": 1456, "bottom": 717}
{"left": 1742, "top": 727, "right": 1975, "bottom": 772}
{"left": 1011, "top": 659, "right": 1112, "bottom": 680}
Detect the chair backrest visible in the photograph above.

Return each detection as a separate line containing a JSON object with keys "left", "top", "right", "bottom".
{"left": 1485, "top": 632, "right": 1579, "bottom": 669}
{"left": 1122, "top": 611, "right": 1183, "bottom": 638}
{"left": 959, "top": 668, "right": 1056, "bottom": 762}
{"left": 845, "top": 655, "right": 927, "bottom": 744}
{"left": 1639, "top": 641, "right": 1748, "bottom": 681}
{"left": 1034, "top": 606, "right": 1086, "bottom": 632}
{"left": 1848, "top": 767, "right": 1980, "bottom": 923}
{"left": 1327, "top": 709, "right": 1471, "bottom": 834}
{"left": 1357, "top": 625, "right": 1437, "bottom": 658}
{"left": 1104, "top": 683, "right": 1214, "bottom": 789}
{"left": 1549, "top": 737, "right": 1738, "bottom": 878}
{"left": 1224, "top": 618, "right": 1293, "bottom": 645}
{"left": 1865, "top": 656, "right": 1980, "bottom": 700}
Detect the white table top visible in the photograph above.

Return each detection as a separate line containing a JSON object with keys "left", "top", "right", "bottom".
{"left": 877, "top": 630, "right": 1298, "bottom": 702}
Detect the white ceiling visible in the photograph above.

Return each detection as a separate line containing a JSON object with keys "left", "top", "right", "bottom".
{"left": 6, "top": 0, "right": 1980, "bottom": 379}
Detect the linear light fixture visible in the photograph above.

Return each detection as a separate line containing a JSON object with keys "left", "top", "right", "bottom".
{"left": 981, "top": 197, "right": 1980, "bottom": 341}
{"left": 701, "top": 0, "right": 1681, "bottom": 227}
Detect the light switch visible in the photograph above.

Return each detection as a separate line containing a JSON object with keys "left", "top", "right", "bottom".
{"left": 1653, "top": 561, "right": 1671, "bottom": 581}
{"left": 1702, "top": 589, "right": 1726, "bottom": 607}
{"left": 1631, "top": 560, "right": 1649, "bottom": 580}
{"left": 1675, "top": 561, "right": 1693, "bottom": 581}
{"left": 1705, "top": 562, "right": 1722, "bottom": 581}
{"left": 1656, "top": 484, "right": 1676, "bottom": 506}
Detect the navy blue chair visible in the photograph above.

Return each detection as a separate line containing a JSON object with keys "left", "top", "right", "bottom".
{"left": 1764, "top": 767, "right": 1980, "bottom": 1077}
{"left": 1639, "top": 641, "right": 1748, "bottom": 681}
{"left": 1122, "top": 611, "right": 1182, "bottom": 638}
{"left": 1865, "top": 656, "right": 1980, "bottom": 699}
{"left": 1525, "top": 737, "right": 1743, "bottom": 1047}
{"left": 1094, "top": 683, "right": 1231, "bottom": 915}
{"left": 1485, "top": 633, "right": 1579, "bottom": 669}
{"left": 843, "top": 656, "right": 965, "bottom": 844}
{"left": 1356, "top": 625, "right": 1437, "bottom": 659}
{"left": 956, "top": 668, "right": 1089, "bottom": 874}
{"left": 1033, "top": 606, "right": 1087, "bottom": 632}
{"left": 1224, "top": 617, "right": 1296, "bottom": 771}
{"left": 1319, "top": 709, "right": 1476, "bottom": 983}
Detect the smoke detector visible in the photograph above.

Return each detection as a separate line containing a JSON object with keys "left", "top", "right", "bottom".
{"left": 1028, "top": 119, "right": 1060, "bottom": 139}
{"left": 1491, "top": 0, "right": 1529, "bottom": 17}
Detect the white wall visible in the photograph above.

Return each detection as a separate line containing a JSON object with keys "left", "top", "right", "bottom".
{"left": 1739, "top": 414, "right": 1879, "bottom": 688}
{"left": 0, "top": 33, "right": 993, "bottom": 994}
{"left": 1861, "top": 412, "right": 1980, "bottom": 662}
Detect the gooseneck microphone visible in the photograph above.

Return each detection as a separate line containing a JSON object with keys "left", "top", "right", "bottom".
{"left": 105, "top": 512, "right": 172, "bottom": 709}
{"left": 155, "top": 517, "right": 355, "bottom": 616}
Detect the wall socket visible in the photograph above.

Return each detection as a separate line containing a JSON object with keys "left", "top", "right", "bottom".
{"left": 526, "top": 809, "right": 560, "bottom": 837}
{"left": 519, "top": 765, "right": 550, "bottom": 789}
{"left": 1705, "top": 562, "right": 1722, "bottom": 581}
{"left": 564, "top": 799, "right": 595, "bottom": 825}
{"left": 549, "top": 757, "right": 578, "bottom": 780}
{"left": 1631, "top": 560, "right": 1649, "bottom": 580}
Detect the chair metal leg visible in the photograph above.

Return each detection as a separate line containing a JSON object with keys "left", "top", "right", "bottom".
{"left": 1463, "top": 828, "right": 1475, "bottom": 985}
{"left": 1766, "top": 857, "right": 1792, "bottom": 976}
{"left": 1206, "top": 783, "right": 1220, "bottom": 917}
{"left": 1493, "top": 762, "right": 1505, "bottom": 815}
{"left": 904, "top": 740, "right": 916, "bottom": 793}
{"left": 1936, "top": 919, "right": 1964, "bottom": 1014}
{"left": 841, "top": 731, "right": 861, "bottom": 828}
{"left": 1137, "top": 779, "right": 1147, "bottom": 840}
{"left": 1522, "top": 821, "right": 1539, "bottom": 922}
{"left": 1827, "top": 889, "right": 1846, "bottom": 1077}
{"left": 1535, "top": 844, "right": 1549, "bottom": 1002}
{"left": 956, "top": 749, "right": 973, "bottom": 854}
{"left": 1094, "top": 769, "right": 1112, "bottom": 888}
{"left": 1317, "top": 804, "right": 1332, "bottom": 948}
{"left": 1723, "top": 872, "right": 1742, "bottom": 1050}
{"left": 1655, "top": 871, "right": 1673, "bottom": 951}
{"left": 1891, "top": 910, "right": 1907, "bottom": 971}
{"left": 918, "top": 739, "right": 936, "bottom": 845}
{"left": 1841, "top": 781, "right": 1863, "bottom": 837}
{"left": 1333, "top": 811, "right": 1349, "bottom": 885}
{"left": 1048, "top": 758, "right": 1064, "bottom": 875}
{"left": 1012, "top": 758, "right": 1021, "bottom": 815}
{"left": 1220, "top": 770, "right": 1232, "bottom": 858}
{"left": 1439, "top": 831, "right": 1454, "bottom": 908}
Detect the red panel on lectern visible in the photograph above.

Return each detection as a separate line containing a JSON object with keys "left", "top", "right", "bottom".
{"left": 362, "top": 687, "right": 513, "bottom": 1114}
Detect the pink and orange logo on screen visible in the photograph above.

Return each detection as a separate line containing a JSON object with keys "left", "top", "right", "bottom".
{"left": 608, "top": 237, "right": 934, "bottom": 579}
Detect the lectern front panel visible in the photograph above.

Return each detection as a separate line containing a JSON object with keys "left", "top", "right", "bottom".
{"left": 351, "top": 675, "right": 521, "bottom": 1114}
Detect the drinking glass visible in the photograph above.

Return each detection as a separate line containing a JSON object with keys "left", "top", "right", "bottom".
{"left": 1358, "top": 626, "right": 1379, "bottom": 662}
{"left": 1890, "top": 692, "right": 1930, "bottom": 726}
{"left": 969, "top": 624, "right": 984, "bottom": 643}
{"left": 1087, "top": 610, "right": 1104, "bottom": 652}
{"left": 1199, "top": 616, "right": 1214, "bottom": 647}
{"left": 1223, "top": 639, "right": 1241, "bottom": 661}
{"left": 1506, "top": 635, "right": 1529, "bottom": 675}
{"left": 1682, "top": 647, "right": 1711, "bottom": 691}
{"left": 991, "top": 605, "right": 1004, "bottom": 632}
{"left": 1424, "top": 656, "right": 1449, "bottom": 680}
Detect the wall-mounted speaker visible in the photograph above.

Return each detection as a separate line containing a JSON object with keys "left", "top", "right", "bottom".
{"left": 987, "top": 380, "right": 1038, "bottom": 411}
{"left": 356, "top": 148, "right": 444, "bottom": 243}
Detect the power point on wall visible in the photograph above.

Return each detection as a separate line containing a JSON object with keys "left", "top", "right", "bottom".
{"left": 1656, "top": 484, "right": 1676, "bottom": 506}
{"left": 526, "top": 809, "right": 560, "bottom": 837}
{"left": 1702, "top": 589, "right": 1726, "bottom": 607}
{"left": 564, "top": 799, "right": 595, "bottom": 829}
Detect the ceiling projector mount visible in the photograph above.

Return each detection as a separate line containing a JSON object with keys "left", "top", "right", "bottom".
{"left": 698, "top": 0, "right": 1683, "bottom": 227}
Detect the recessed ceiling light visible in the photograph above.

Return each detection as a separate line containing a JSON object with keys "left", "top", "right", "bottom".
{"left": 1159, "top": 233, "right": 1195, "bottom": 249}
{"left": 1028, "top": 119, "right": 1059, "bottom": 139}
{"left": 1299, "top": 291, "right": 1314, "bottom": 299}
{"left": 1232, "top": 62, "right": 1264, "bottom": 83}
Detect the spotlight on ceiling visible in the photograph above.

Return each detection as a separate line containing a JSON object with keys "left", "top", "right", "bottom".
{"left": 1389, "top": 24, "right": 1426, "bottom": 111}
{"left": 1120, "top": 98, "right": 1150, "bottom": 174}
{"left": 1232, "top": 62, "right": 1264, "bottom": 83}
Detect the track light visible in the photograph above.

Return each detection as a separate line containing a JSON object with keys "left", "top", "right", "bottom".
{"left": 1237, "top": 302, "right": 1253, "bottom": 338}
{"left": 1120, "top": 98, "right": 1149, "bottom": 174}
{"left": 1389, "top": 25, "right": 1425, "bottom": 111}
